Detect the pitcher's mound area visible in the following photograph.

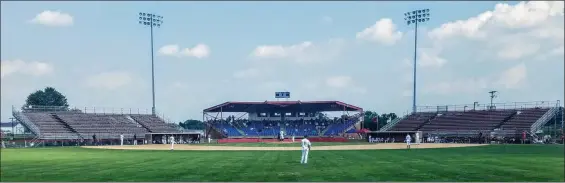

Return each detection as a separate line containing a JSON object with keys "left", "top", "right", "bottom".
{"left": 83, "top": 143, "right": 487, "bottom": 151}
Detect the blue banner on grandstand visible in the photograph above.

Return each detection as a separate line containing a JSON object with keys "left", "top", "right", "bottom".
{"left": 275, "top": 92, "right": 290, "bottom": 98}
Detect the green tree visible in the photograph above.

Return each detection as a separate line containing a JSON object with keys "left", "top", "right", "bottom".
{"left": 362, "top": 111, "right": 398, "bottom": 131}
{"left": 23, "top": 87, "right": 69, "bottom": 109}
{"left": 316, "top": 112, "right": 329, "bottom": 120}
{"left": 363, "top": 111, "right": 379, "bottom": 131}
{"left": 388, "top": 113, "right": 398, "bottom": 120}
{"left": 179, "top": 119, "right": 205, "bottom": 130}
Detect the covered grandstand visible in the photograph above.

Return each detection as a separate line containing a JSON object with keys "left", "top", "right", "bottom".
{"left": 10, "top": 105, "right": 185, "bottom": 147}
{"left": 379, "top": 101, "right": 563, "bottom": 142}
{"left": 202, "top": 101, "right": 364, "bottom": 140}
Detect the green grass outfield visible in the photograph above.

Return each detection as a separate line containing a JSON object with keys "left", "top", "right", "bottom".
{"left": 196, "top": 141, "right": 369, "bottom": 147}
{"left": 1, "top": 144, "right": 563, "bottom": 182}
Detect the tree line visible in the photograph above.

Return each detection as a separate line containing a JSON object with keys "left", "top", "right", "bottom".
{"left": 362, "top": 111, "right": 398, "bottom": 131}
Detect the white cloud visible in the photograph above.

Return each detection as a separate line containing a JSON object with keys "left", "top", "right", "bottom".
{"left": 495, "top": 63, "right": 527, "bottom": 89}
{"left": 429, "top": 1, "right": 564, "bottom": 40}
{"left": 158, "top": 45, "right": 179, "bottom": 55}
{"left": 418, "top": 48, "right": 447, "bottom": 68}
{"left": 30, "top": 10, "right": 73, "bottom": 27}
{"left": 252, "top": 42, "right": 313, "bottom": 59}
{"left": 490, "top": 1, "right": 564, "bottom": 28}
{"left": 182, "top": 44, "right": 210, "bottom": 58}
{"left": 429, "top": 11, "right": 492, "bottom": 40}
{"left": 497, "top": 42, "right": 541, "bottom": 60}
{"left": 1, "top": 60, "right": 54, "bottom": 79}
{"left": 251, "top": 39, "right": 344, "bottom": 64}
{"left": 85, "top": 71, "right": 134, "bottom": 90}
{"left": 417, "top": 1, "right": 562, "bottom": 96}
{"left": 158, "top": 44, "right": 210, "bottom": 59}
{"left": 356, "top": 18, "right": 403, "bottom": 45}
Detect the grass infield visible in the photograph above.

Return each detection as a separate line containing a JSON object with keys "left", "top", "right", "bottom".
{"left": 0, "top": 144, "right": 563, "bottom": 182}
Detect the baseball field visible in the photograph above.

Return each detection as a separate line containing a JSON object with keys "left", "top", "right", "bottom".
{"left": 0, "top": 142, "right": 563, "bottom": 182}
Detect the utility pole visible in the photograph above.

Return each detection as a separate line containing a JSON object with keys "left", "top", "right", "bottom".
{"left": 488, "top": 91, "right": 498, "bottom": 110}
{"left": 404, "top": 9, "right": 430, "bottom": 113}
{"left": 138, "top": 12, "right": 164, "bottom": 115}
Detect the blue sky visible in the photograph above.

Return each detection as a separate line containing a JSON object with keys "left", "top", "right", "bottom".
{"left": 1, "top": 1, "right": 563, "bottom": 122}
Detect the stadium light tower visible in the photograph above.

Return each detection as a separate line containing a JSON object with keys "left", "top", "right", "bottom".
{"left": 138, "top": 12, "right": 163, "bottom": 115}
{"left": 405, "top": 9, "right": 430, "bottom": 113}
{"left": 488, "top": 90, "right": 498, "bottom": 110}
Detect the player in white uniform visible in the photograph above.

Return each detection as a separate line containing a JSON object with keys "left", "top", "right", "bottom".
{"left": 120, "top": 134, "right": 124, "bottom": 146}
{"left": 170, "top": 135, "right": 175, "bottom": 150}
{"left": 405, "top": 134, "right": 412, "bottom": 149}
{"left": 300, "top": 135, "right": 312, "bottom": 164}
{"left": 292, "top": 134, "right": 295, "bottom": 142}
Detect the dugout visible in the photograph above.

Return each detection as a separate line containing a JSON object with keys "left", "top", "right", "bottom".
{"left": 145, "top": 132, "right": 201, "bottom": 144}
{"left": 366, "top": 131, "right": 422, "bottom": 143}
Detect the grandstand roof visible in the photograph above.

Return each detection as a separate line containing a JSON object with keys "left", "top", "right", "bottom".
{"left": 0, "top": 122, "right": 19, "bottom": 128}
{"left": 203, "top": 101, "right": 363, "bottom": 113}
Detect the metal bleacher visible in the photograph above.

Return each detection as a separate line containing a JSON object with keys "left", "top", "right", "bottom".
{"left": 12, "top": 106, "right": 181, "bottom": 140}
{"left": 384, "top": 101, "right": 561, "bottom": 136}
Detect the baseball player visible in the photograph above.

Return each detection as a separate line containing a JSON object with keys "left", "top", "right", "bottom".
{"left": 292, "top": 134, "right": 295, "bottom": 142}
{"left": 300, "top": 135, "right": 312, "bottom": 164}
{"left": 170, "top": 135, "right": 175, "bottom": 150}
{"left": 120, "top": 133, "right": 124, "bottom": 146}
{"left": 405, "top": 134, "right": 412, "bottom": 149}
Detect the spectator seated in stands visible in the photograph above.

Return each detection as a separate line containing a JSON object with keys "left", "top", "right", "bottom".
{"left": 208, "top": 115, "right": 360, "bottom": 137}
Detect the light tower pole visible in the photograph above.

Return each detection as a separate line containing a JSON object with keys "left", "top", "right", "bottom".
{"left": 405, "top": 9, "right": 430, "bottom": 113}
{"left": 138, "top": 12, "right": 163, "bottom": 115}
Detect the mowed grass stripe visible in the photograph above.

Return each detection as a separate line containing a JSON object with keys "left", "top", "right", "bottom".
{"left": 196, "top": 142, "right": 369, "bottom": 147}
{"left": 1, "top": 145, "right": 563, "bottom": 182}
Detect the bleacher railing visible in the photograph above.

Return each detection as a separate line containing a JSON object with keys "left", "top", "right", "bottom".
{"left": 11, "top": 111, "right": 41, "bottom": 136}
{"left": 379, "top": 117, "right": 404, "bottom": 132}
{"left": 13, "top": 105, "right": 176, "bottom": 124}
{"left": 425, "top": 130, "right": 497, "bottom": 137}
{"left": 414, "top": 100, "right": 560, "bottom": 113}
{"left": 530, "top": 107, "right": 560, "bottom": 134}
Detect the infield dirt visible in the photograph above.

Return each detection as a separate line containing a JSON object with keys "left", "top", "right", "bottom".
{"left": 83, "top": 143, "right": 487, "bottom": 151}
